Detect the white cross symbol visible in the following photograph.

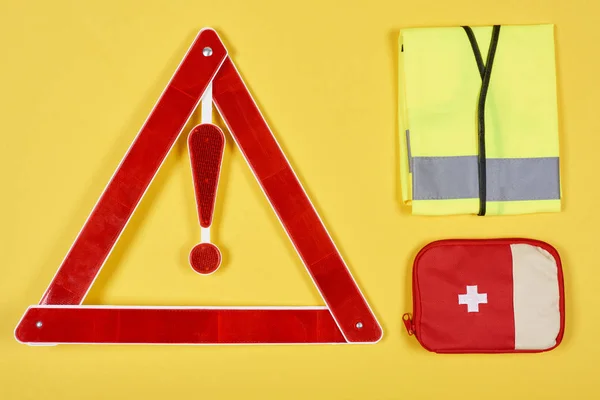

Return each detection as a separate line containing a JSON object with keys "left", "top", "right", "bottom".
{"left": 458, "top": 285, "right": 488, "bottom": 312}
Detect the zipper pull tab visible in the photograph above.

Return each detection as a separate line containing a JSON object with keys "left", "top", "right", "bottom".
{"left": 402, "top": 313, "right": 414, "bottom": 336}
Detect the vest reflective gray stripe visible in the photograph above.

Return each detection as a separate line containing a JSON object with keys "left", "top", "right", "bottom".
{"left": 412, "top": 156, "right": 560, "bottom": 201}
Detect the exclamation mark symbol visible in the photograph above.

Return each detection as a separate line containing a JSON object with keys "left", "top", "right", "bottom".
{"left": 188, "top": 123, "right": 225, "bottom": 274}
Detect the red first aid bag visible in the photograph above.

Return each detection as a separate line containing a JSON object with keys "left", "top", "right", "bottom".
{"left": 403, "top": 239, "right": 565, "bottom": 353}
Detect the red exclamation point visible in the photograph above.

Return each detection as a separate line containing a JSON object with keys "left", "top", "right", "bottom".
{"left": 188, "top": 123, "right": 226, "bottom": 274}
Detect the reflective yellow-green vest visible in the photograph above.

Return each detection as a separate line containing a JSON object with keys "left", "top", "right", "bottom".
{"left": 399, "top": 24, "right": 561, "bottom": 216}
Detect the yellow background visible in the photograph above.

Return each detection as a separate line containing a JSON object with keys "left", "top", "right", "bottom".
{"left": 1, "top": 0, "right": 597, "bottom": 398}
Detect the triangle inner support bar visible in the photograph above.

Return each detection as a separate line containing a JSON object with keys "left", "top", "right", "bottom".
{"left": 15, "top": 29, "right": 382, "bottom": 345}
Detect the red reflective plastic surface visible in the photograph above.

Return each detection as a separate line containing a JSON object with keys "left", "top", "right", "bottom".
{"left": 188, "top": 123, "right": 225, "bottom": 228}
{"left": 16, "top": 29, "right": 382, "bottom": 345}
{"left": 189, "top": 242, "right": 222, "bottom": 274}
{"left": 16, "top": 307, "right": 345, "bottom": 344}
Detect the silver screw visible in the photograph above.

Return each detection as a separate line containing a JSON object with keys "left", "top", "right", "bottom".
{"left": 356, "top": 322, "right": 363, "bottom": 329}
{"left": 202, "top": 47, "right": 213, "bottom": 57}
{"left": 36, "top": 321, "right": 43, "bottom": 328}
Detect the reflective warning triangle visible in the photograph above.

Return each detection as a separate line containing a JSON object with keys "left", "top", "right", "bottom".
{"left": 15, "top": 29, "right": 382, "bottom": 345}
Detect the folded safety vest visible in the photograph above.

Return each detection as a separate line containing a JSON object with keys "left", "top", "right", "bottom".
{"left": 399, "top": 24, "right": 561, "bottom": 216}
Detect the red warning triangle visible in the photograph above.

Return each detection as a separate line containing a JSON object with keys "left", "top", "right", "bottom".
{"left": 14, "top": 29, "right": 382, "bottom": 345}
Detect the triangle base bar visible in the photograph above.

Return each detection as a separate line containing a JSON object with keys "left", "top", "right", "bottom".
{"left": 16, "top": 307, "right": 346, "bottom": 344}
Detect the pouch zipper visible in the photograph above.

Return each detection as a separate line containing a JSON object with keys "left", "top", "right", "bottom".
{"left": 402, "top": 313, "right": 415, "bottom": 336}
{"left": 403, "top": 243, "right": 421, "bottom": 339}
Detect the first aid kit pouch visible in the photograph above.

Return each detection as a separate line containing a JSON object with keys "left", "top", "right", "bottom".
{"left": 403, "top": 239, "right": 565, "bottom": 353}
